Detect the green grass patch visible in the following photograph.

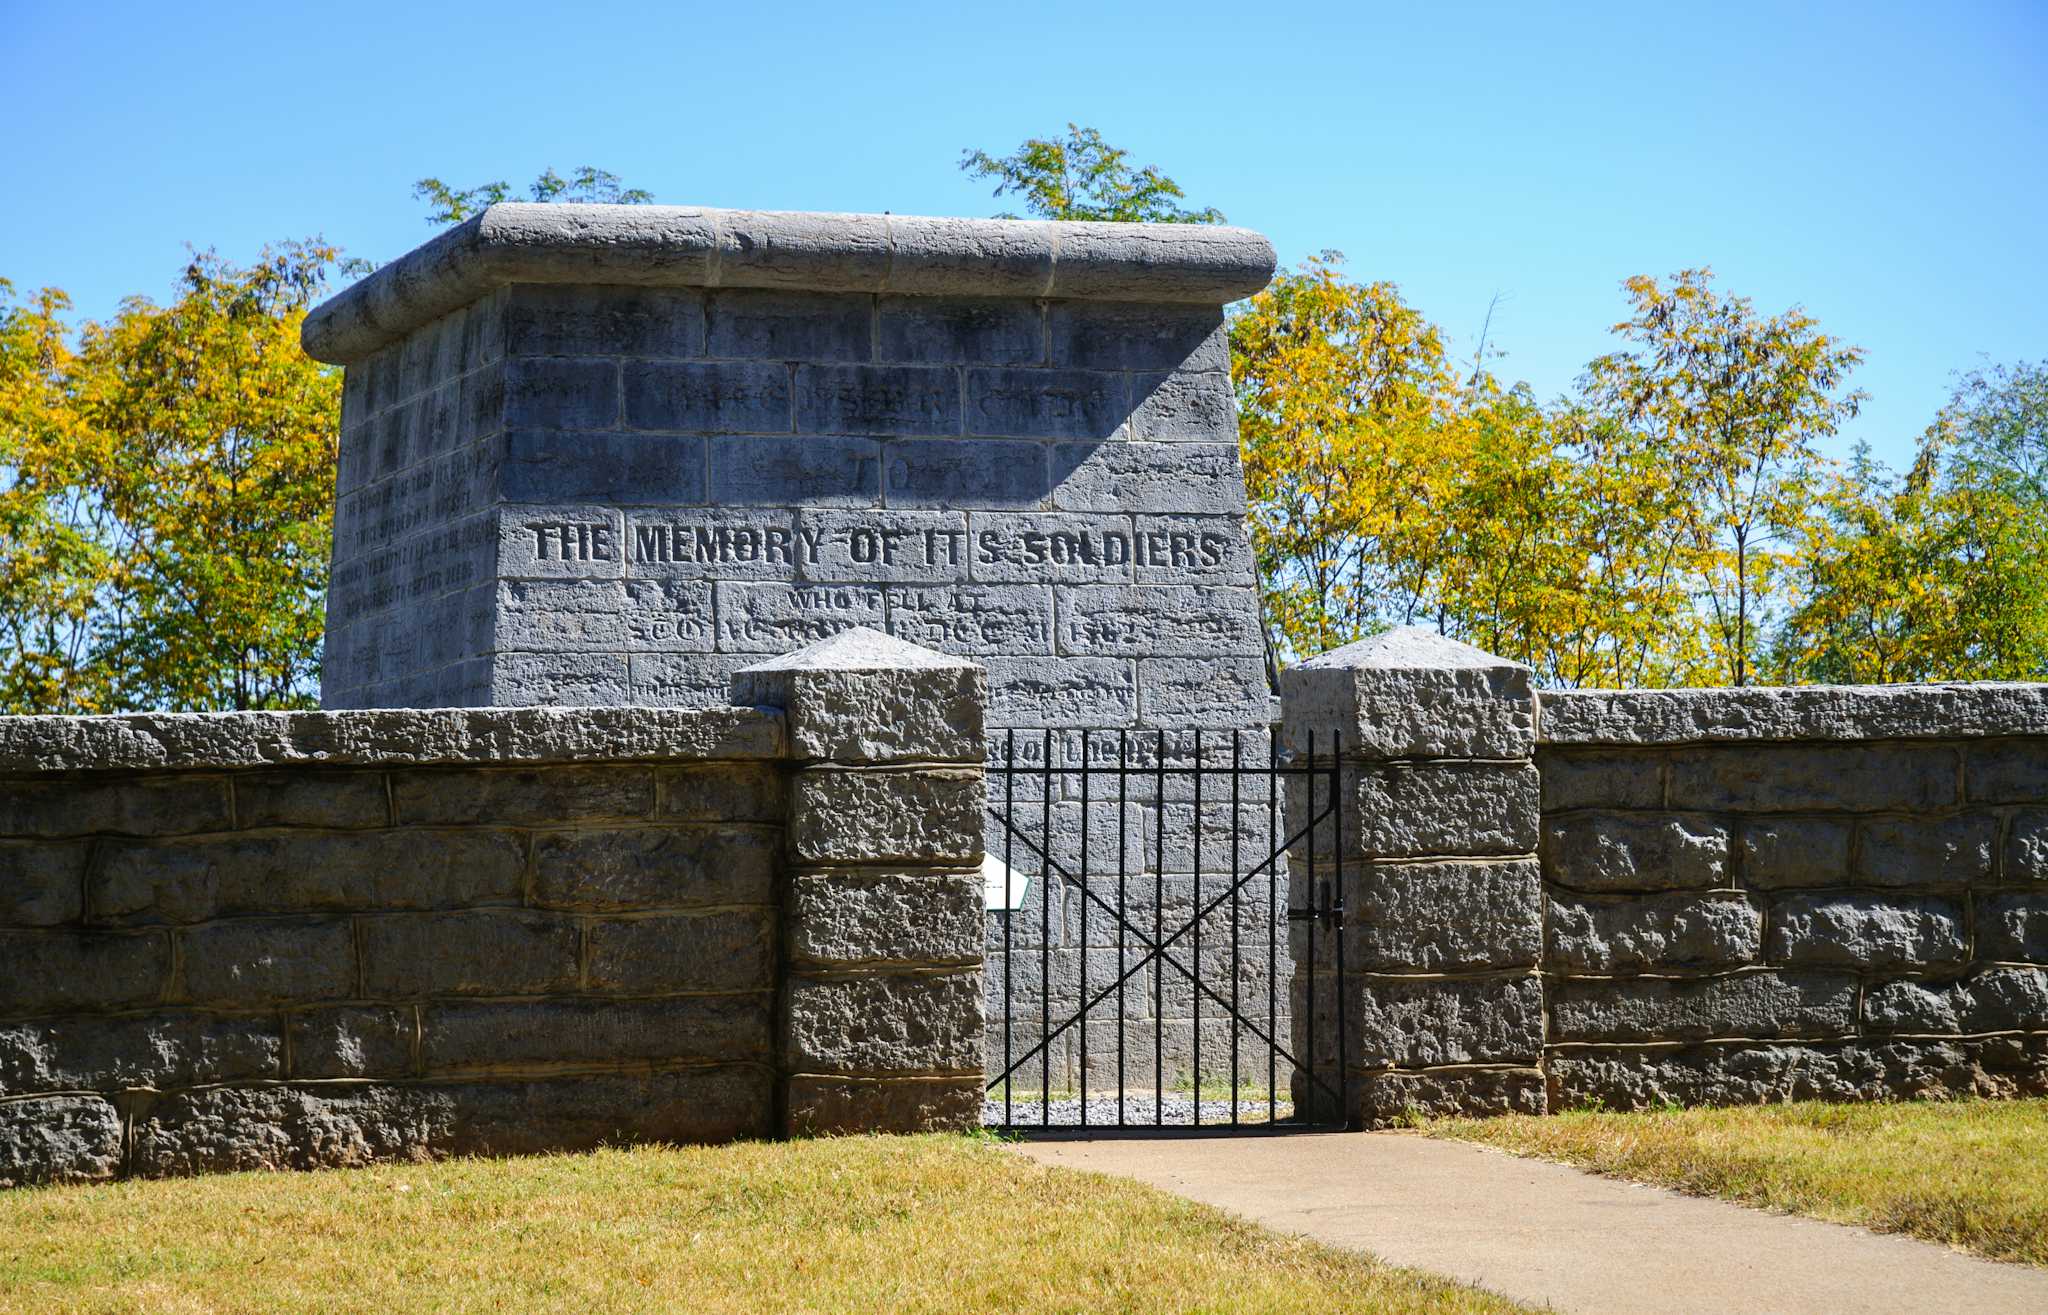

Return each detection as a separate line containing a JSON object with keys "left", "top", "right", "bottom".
{"left": 0, "top": 1134, "right": 1532, "bottom": 1313}
{"left": 1430, "top": 1098, "right": 2048, "bottom": 1267}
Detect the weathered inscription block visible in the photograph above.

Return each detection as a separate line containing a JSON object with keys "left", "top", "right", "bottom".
{"left": 305, "top": 204, "right": 1276, "bottom": 734}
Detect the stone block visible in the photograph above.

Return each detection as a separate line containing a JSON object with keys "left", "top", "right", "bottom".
{"left": 1739, "top": 818, "right": 1852, "bottom": 889}
{"left": 885, "top": 583, "right": 1054, "bottom": 656}
{"left": 1138, "top": 657, "right": 1271, "bottom": 728}
{"left": 965, "top": 367, "right": 1126, "bottom": 440}
{"left": 1348, "top": 762, "right": 1540, "bottom": 859}
{"left": 1542, "top": 812, "right": 1731, "bottom": 892}
{"left": 1050, "top": 440, "right": 1247, "bottom": 514}
{"left": 1547, "top": 892, "right": 1761, "bottom": 974}
{"left": 985, "top": 657, "right": 1137, "bottom": 727}
{"left": 422, "top": 995, "right": 770, "bottom": 1071}
{"left": 783, "top": 970, "right": 983, "bottom": 1073}
{"left": 966, "top": 512, "right": 1135, "bottom": 584}
{"left": 0, "top": 1010, "right": 280, "bottom": 1096}
{"left": 289, "top": 1005, "right": 415, "bottom": 1079}
{"left": 89, "top": 831, "right": 525, "bottom": 924}
{"left": 1767, "top": 894, "right": 1966, "bottom": 970}
{"left": 0, "top": 776, "right": 231, "bottom": 839}
{"left": 1538, "top": 685, "right": 2048, "bottom": 746}
{"left": 881, "top": 438, "right": 1050, "bottom": 510}
{"left": 716, "top": 581, "right": 886, "bottom": 652}
{"left": 1548, "top": 1039, "right": 2048, "bottom": 1111}
{"left": 2009, "top": 810, "right": 2048, "bottom": 881}
{"left": 359, "top": 911, "right": 580, "bottom": 998}
{"left": 1537, "top": 749, "right": 1664, "bottom": 811}
{"left": 1968, "top": 741, "right": 2048, "bottom": 804}
{"left": 500, "top": 429, "right": 706, "bottom": 502}
{"left": 179, "top": 917, "right": 357, "bottom": 1005}
{"left": 1350, "top": 1067, "right": 1546, "bottom": 1129}
{"left": 494, "top": 578, "right": 632, "bottom": 651}
{"left": 585, "top": 911, "right": 775, "bottom": 992}
{"left": 623, "top": 359, "right": 792, "bottom": 434}
{"left": 0, "top": 840, "right": 86, "bottom": 925}
{"left": 789, "top": 767, "right": 984, "bottom": 865}
{"left": 1055, "top": 585, "right": 1264, "bottom": 657}
{"left": 1047, "top": 302, "right": 1226, "bottom": 372}
{"left": 1305, "top": 859, "right": 1543, "bottom": 973}
{"left": 1863, "top": 967, "right": 2048, "bottom": 1035}
{"left": 1977, "top": 893, "right": 2048, "bottom": 962}
{"left": 707, "top": 435, "right": 880, "bottom": 507}
{"left": 796, "top": 509, "right": 969, "bottom": 583}
{"left": 531, "top": 826, "right": 778, "bottom": 909}
{"left": 788, "top": 870, "right": 983, "bottom": 967}
{"left": 1347, "top": 975, "right": 1544, "bottom": 1068}
{"left": 1131, "top": 515, "right": 1253, "bottom": 582}
{"left": 504, "top": 283, "right": 704, "bottom": 358}
{"left": 1549, "top": 971, "right": 1857, "bottom": 1044}
{"left": 1129, "top": 370, "right": 1237, "bottom": 442}
{"left": 391, "top": 764, "right": 654, "bottom": 825}
{"left": 785, "top": 1074, "right": 982, "bottom": 1135}
{"left": 503, "top": 356, "right": 618, "bottom": 429}
{"left": 705, "top": 288, "right": 870, "bottom": 362}
{"left": 488, "top": 652, "right": 632, "bottom": 705}
{"left": 0, "top": 1094, "right": 124, "bottom": 1187}
{"left": 627, "top": 509, "right": 802, "bottom": 579}
{"left": 653, "top": 762, "right": 785, "bottom": 823}
{"left": 731, "top": 627, "right": 985, "bottom": 763}
{"left": 0, "top": 929, "right": 167, "bottom": 1013}
{"left": 796, "top": 364, "right": 960, "bottom": 437}
{"left": 496, "top": 506, "right": 625, "bottom": 579}
{"left": 131, "top": 1068, "right": 772, "bottom": 1174}
{"left": 628, "top": 653, "right": 762, "bottom": 708}
{"left": 1667, "top": 744, "right": 1957, "bottom": 812}
{"left": 233, "top": 770, "right": 388, "bottom": 830}
{"left": 1281, "top": 628, "right": 1536, "bottom": 761}
{"left": 1853, "top": 814, "right": 1996, "bottom": 887}
{"left": 877, "top": 296, "right": 1042, "bottom": 366}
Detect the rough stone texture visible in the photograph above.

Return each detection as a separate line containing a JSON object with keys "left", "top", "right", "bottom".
{"left": 1550, "top": 1036, "right": 2048, "bottom": 1110}
{"left": 788, "top": 870, "right": 982, "bottom": 967}
{"left": 1350, "top": 976, "right": 1546, "bottom": 1069}
{"left": 1541, "top": 811, "right": 1731, "bottom": 893}
{"left": 1862, "top": 968, "right": 2048, "bottom": 1034}
{"left": 1546, "top": 892, "right": 1762, "bottom": 974}
{"left": 1348, "top": 1067, "right": 1547, "bottom": 1129}
{"left": 789, "top": 766, "right": 984, "bottom": 864}
{"left": 0, "top": 1094, "right": 125, "bottom": 1186}
{"left": 0, "top": 1012, "right": 280, "bottom": 1096}
{"left": 1283, "top": 628, "right": 1537, "bottom": 759}
{"left": 786, "top": 1075, "right": 984, "bottom": 1135}
{"left": 1349, "top": 763, "right": 1541, "bottom": 858}
{"left": 783, "top": 971, "right": 984, "bottom": 1075}
{"left": 733, "top": 628, "right": 984, "bottom": 764}
{"left": 1766, "top": 894, "right": 1966, "bottom": 970}
{"left": 1315, "top": 859, "right": 1543, "bottom": 972}
{"left": 1539, "top": 684, "right": 2048, "bottom": 745}
{"left": 1549, "top": 972, "right": 1858, "bottom": 1044}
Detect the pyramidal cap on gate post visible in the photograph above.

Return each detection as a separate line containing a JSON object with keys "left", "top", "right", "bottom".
{"left": 301, "top": 203, "right": 1277, "bottom": 749}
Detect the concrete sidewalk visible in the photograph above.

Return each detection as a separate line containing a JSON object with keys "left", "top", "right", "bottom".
{"left": 1012, "top": 1131, "right": 2048, "bottom": 1315}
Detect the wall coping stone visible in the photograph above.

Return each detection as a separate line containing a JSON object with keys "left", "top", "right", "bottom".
{"left": 302, "top": 203, "right": 1280, "bottom": 363}
{"left": 1539, "top": 683, "right": 2048, "bottom": 746}
{"left": 0, "top": 705, "right": 784, "bottom": 774}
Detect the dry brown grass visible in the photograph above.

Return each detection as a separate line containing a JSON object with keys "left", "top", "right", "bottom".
{"left": 0, "top": 1133, "right": 1535, "bottom": 1313}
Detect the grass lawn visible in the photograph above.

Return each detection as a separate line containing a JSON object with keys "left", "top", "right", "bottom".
{"left": 1430, "top": 1098, "right": 2048, "bottom": 1267}
{"left": 0, "top": 1133, "right": 1531, "bottom": 1314}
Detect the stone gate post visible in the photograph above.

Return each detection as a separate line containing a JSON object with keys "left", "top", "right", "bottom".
{"left": 731, "top": 628, "right": 988, "bottom": 1133}
{"left": 1280, "top": 628, "right": 1547, "bottom": 1126}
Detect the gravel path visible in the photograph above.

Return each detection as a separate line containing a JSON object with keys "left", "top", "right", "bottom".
{"left": 983, "top": 1093, "right": 1293, "bottom": 1128}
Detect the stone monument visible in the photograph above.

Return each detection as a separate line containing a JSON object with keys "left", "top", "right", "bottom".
{"left": 301, "top": 203, "right": 1277, "bottom": 738}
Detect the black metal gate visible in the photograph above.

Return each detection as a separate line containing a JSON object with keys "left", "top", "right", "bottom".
{"left": 984, "top": 727, "right": 1347, "bottom": 1132}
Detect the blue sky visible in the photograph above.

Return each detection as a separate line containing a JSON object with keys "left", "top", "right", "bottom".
{"left": 5, "top": 0, "right": 2041, "bottom": 468}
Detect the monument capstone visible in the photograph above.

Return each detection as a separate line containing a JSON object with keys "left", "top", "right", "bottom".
{"left": 302, "top": 204, "right": 1278, "bottom": 741}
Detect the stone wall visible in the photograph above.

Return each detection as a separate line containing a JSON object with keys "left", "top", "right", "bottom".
{"left": 1539, "top": 685, "right": 2048, "bottom": 1108}
{"left": 0, "top": 630, "right": 986, "bottom": 1187}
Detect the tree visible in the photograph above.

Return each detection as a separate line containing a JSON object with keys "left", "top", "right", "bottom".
{"left": 1579, "top": 270, "right": 1866, "bottom": 684}
{"left": 960, "top": 124, "right": 1224, "bottom": 223}
{"left": 0, "top": 244, "right": 344, "bottom": 712}
{"left": 414, "top": 166, "right": 654, "bottom": 227}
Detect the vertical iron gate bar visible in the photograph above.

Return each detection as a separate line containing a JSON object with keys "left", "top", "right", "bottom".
{"left": 1267, "top": 725, "right": 1278, "bottom": 1124}
{"left": 1332, "top": 743, "right": 1347, "bottom": 1127}
{"left": 1230, "top": 729, "right": 1241, "bottom": 1126}
{"left": 1305, "top": 729, "right": 1317, "bottom": 1125}
{"left": 1192, "top": 728, "right": 1202, "bottom": 1127}
{"left": 1153, "top": 729, "right": 1165, "bottom": 1126}
{"left": 1117, "top": 729, "right": 1128, "bottom": 1127}
{"left": 1003, "top": 728, "right": 1013, "bottom": 1127}
{"left": 1040, "top": 728, "right": 1052, "bottom": 1124}
{"left": 1079, "top": 730, "right": 1090, "bottom": 1125}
